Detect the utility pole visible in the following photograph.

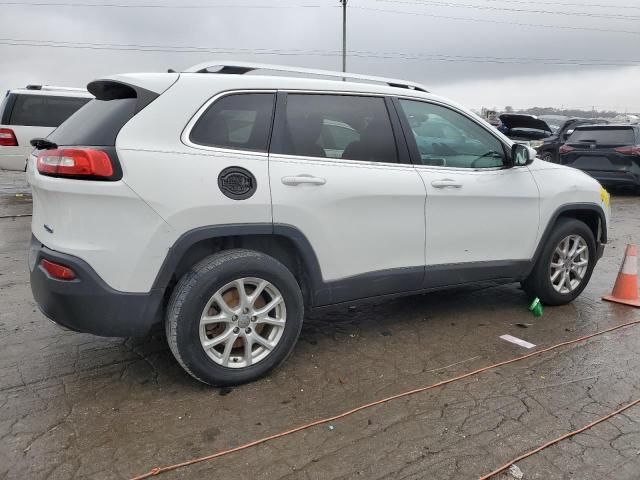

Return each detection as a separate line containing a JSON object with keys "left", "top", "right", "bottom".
{"left": 341, "top": 0, "right": 347, "bottom": 79}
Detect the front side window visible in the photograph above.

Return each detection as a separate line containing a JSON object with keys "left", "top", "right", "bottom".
{"left": 399, "top": 99, "right": 506, "bottom": 169}
{"left": 276, "top": 94, "right": 398, "bottom": 163}
{"left": 190, "top": 93, "right": 275, "bottom": 152}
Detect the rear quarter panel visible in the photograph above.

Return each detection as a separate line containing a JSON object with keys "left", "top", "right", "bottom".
{"left": 115, "top": 75, "right": 274, "bottom": 243}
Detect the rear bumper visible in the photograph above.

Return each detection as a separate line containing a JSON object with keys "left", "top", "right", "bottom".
{"left": 0, "top": 152, "right": 28, "bottom": 171}
{"left": 581, "top": 169, "right": 640, "bottom": 188}
{"left": 29, "top": 235, "right": 164, "bottom": 337}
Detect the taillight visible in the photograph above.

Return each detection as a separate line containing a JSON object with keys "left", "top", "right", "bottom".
{"left": 37, "top": 148, "right": 113, "bottom": 178}
{"left": 40, "top": 259, "right": 76, "bottom": 280}
{"left": 0, "top": 128, "right": 18, "bottom": 146}
{"left": 559, "top": 145, "right": 574, "bottom": 154}
{"left": 614, "top": 145, "right": 640, "bottom": 156}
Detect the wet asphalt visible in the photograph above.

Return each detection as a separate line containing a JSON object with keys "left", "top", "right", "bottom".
{"left": 1, "top": 170, "right": 639, "bottom": 480}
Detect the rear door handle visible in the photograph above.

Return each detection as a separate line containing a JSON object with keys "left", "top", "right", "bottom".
{"left": 281, "top": 175, "right": 326, "bottom": 186}
{"left": 431, "top": 179, "right": 462, "bottom": 189}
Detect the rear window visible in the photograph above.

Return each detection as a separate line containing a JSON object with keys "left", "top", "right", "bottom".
{"left": 48, "top": 98, "right": 136, "bottom": 146}
{"left": 569, "top": 127, "right": 636, "bottom": 145}
{"left": 6, "top": 94, "right": 90, "bottom": 127}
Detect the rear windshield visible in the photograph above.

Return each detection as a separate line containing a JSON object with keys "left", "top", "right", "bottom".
{"left": 48, "top": 98, "right": 136, "bottom": 146}
{"left": 569, "top": 127, "right": 636, "bottom": 145}
{"left": 4, "top": 94, "right": 90, "bottom": 127}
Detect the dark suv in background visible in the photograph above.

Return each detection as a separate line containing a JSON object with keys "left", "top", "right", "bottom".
{"left": 560, "top": 124, "right": 640, "bottom": 191}
{"left": 537, "top": 118, "right": 604, "bottom": 163}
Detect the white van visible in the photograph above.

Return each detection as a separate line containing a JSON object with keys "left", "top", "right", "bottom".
{"left": 0, "top": 85, "right": 92, "bottom": 171}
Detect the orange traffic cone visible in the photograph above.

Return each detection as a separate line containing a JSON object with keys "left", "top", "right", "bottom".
{"left": 603, "top": 244, "right": 640, "bottom": 307}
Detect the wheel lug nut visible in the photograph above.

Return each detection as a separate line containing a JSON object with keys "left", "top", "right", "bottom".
{"left": 232, "top": 315, "right": 238, "bottom": 321}
{"left": 245, "top": 328, "right": 251, "bottom": 334}
{"left": 243, "top": 308, "right": 249, "bottom": 314}
{"left": 233, "top": 327, "right": 239, "bottom": 334}
{"left": 251, "top": 316, "right": 257, "bottom": 322}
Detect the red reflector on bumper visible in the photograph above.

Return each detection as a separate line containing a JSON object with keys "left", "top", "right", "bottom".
{"left": 40, "top": 259, "right": 76, "bottom": 280}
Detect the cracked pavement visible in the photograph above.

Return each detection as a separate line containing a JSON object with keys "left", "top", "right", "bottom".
{"left": 1, "top": 170, "right": 639, "bottom": 480}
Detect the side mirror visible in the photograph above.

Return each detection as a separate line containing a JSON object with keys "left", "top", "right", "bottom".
{"left": 511, "top": 143, "right": 533, "bottom": 166}
{"left": 563, "top": 129, "right": 574, "bottom": 140}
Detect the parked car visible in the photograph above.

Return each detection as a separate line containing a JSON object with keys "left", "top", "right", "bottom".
{"left": 27, "top": 62, "right": 610, "bottom": 386}
{"left": 498, "top": 114, "right": 553, "bottom": 148}
{"left": 560, "top": 124, "right": 640, "bottom": 191}
{"left": 537, "top": 118, "right": 606, "bottom": 163}
{"left": 0, "top": 85, "right": 92, "bottom": 171}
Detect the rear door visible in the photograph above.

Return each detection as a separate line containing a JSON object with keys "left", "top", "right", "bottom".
{"left": 268, "top": 92, "right": 427, "bottom": 304}
{"left": 395, "top": 98, "right": 540, "bottom": 285}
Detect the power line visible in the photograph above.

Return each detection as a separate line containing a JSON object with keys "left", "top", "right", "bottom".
{"left": 350, "top": 5, "right": 640, "bottom": 36}
{"left": 0, "top": 1, "right": 332, "bottom": 8}
{"left": 373, "top": 0, "right": 640, "bottom": 21}
{"left": 2, "top": 38, "right": 640, "bottom": 67}
{"left": 399, "top": 0, "right": 640, "bottom": 11}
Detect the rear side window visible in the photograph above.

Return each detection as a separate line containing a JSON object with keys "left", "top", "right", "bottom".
{"left": 569, "top": 127, "right": 636, "bottom": 145}
{"left": 275, "top": 94, "right": 397, "bottom": 163}
{"left": 189, "top": 93, "right": 275, "bottom": 152}
{"left": 7, "top": 94, "right": 90, "bottom": 127}
{"left": 48, "top": 98, "right": 137, "bottom": 146}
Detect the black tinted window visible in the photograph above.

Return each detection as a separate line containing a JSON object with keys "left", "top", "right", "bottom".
{"left": 569, "top": 127, "right": 636, "bottom": 145}
{"left": 276, "top": 94, "right": 398, "bottom": 163}
{"left": 8, "top": 94, "right": 90, "bottom": 127}
{"left": 49, "top": 98, "right": 137, "bottom": 146}
{"left": 190, "top": 93, "right": 275, "bottom": 152}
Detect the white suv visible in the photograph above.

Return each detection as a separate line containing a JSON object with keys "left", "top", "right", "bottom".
{"left": 27, "top": 62, "right": 610, "bottom": 386}
{"left": 0, "top": 85, "right": 92, "bottom": 171}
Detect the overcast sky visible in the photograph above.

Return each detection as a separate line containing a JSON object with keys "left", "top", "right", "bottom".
{"left": 1, "top": 0, "right": 640, "bottom": 112}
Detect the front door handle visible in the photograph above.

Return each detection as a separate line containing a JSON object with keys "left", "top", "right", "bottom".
{"left": 281, "top": 175, "right": 327, "bottom": 186}
{"left": 431, "top": 179, "right": 462, "bottom": 189}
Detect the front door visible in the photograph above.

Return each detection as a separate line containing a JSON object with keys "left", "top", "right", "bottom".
{"left": 395, "top": 98, "right": 540, "bottom": 286}
{"left": 268, "top": 93, "right": 427, "bottom": 304}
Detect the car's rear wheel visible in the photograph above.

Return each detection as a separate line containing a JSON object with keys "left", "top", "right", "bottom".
{"left": 166, "top": 249, "right": 304, "bottom": 386}
{"left": 523, "top": 218, "right": 596, "bottom": 306}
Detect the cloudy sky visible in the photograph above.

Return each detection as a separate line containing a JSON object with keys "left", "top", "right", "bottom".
{"left": 1, "top": 0, "right": 640, "bottom": 112}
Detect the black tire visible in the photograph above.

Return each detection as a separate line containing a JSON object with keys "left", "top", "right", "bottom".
{"left": 540, "top": 152, "right": 554, "bottom": 163}
{"left": 523, "top": 218, "right": 597, "bottom": 306}
{"left": 166, "top": 249, "right": 304, "bottom": 386}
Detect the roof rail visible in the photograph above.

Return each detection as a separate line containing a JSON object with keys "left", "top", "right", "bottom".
{"left": 25, "top": 85, "right": 88, "bottom": 93}
{"left": 182, "top": 61, "right": 429, "bottom": 92}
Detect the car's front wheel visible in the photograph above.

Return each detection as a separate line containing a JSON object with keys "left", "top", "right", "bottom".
{"left": 540, "top": 152, "right": 554, "bottom": 163}
{"left": 523, "top": 218, "right": 596, "bottom": 306}
{"left": 166, "top": 249, "right": 304, "bottom": 386}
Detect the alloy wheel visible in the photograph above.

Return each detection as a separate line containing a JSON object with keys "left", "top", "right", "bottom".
{"left": 199, "top": 277, "right": 286, "bottom": 368}
{"left": 549, "top": 234, "right": 589, "bottom": 294}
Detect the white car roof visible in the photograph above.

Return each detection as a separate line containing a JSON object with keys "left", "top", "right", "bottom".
{"left": 8, "top": 85, "right": 92, "bottom": 98}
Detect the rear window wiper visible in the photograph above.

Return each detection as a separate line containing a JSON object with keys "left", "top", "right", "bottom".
{"left": 30, "top": 138, "right": 58, "bottom": 150}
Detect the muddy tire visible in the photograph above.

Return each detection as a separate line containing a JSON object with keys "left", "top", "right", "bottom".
{"left": 166, "top": 249, "right": 304, "bottom": 386}
{"left": 523, "top": 218, "right": 596, "bottom": 306}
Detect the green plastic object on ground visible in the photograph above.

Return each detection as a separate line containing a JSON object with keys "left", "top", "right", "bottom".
{"left": 529, "top": 297, "right": 543, "bottom": 317}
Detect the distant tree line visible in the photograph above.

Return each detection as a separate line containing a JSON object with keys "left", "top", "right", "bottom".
{"left": 506, "top": 106, "right": 623, "bottom": 119}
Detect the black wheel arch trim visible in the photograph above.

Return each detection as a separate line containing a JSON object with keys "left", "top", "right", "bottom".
{"left": 151, "top": 223, "right": 326, "bottom": 301}
{"left": 529, "top": 202, "right": 607, "bottom": 275}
